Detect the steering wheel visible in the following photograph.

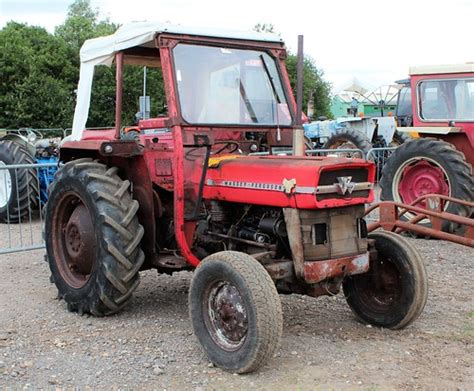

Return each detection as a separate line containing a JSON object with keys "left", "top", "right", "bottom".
{"left": 211, "top": 141, "right": 240, "bottom": 155}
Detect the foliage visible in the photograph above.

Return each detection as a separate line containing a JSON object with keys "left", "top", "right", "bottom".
{"left": 0, "top": 22, "right": 76, "bottom": 128}
{"left": 285, "top": 54, "right": 332, "bottom": 119}
{"left": 0, "top": 4, "right": 332, "bottom": 130}
{"left": 253, "top": 23, "right": 333, "bottom": 119}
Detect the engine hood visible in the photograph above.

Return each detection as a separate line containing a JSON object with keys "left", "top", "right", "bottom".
{"left": 203, "top": 155, "right": 375, "bottom": 209}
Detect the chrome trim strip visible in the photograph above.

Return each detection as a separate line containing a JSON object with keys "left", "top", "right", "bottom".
{"left": 316, "top": 182, "right": 373, "bottom": 194}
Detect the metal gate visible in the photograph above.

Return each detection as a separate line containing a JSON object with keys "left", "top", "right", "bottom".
{"left": 0, "top": 162, "right": 57, "bottom": 255}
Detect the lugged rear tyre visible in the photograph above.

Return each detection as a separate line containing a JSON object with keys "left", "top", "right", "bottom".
{"left": 45, "top": 158, "right": 145, "bottom": 316}
{"left": 380, "top": 138, "right": 473, "bottom": 232}
{"left": 0, "top": 140, "right": 39, "bottom": 222}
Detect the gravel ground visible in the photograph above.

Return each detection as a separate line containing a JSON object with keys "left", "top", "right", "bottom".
{"left": 0, "top": 232, "right": 473, "bottom": 390}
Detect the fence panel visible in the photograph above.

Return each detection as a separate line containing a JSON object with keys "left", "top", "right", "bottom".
{"left": 0, "top": 162, "right": 57, "bottom": 255}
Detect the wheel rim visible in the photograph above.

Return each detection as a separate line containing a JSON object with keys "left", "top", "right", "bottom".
{"left": 392, "top": 157, "right": 451, "bottom": 220}
{"left": 205, "top": 281, "right": 248, "bottom": 351}
{"left": 51, "top": 192, "right": 97, "bottom": 289}
{"left": 327, "top": 139, "right": 364, "bottom": 158}
{"left": 0, "top": 161, "right": 12, "bottom": 208}
{"left": 352, "top": 257, "right": 402, "bottom": 313}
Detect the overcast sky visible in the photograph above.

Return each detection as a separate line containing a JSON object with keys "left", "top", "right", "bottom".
{"left": 1, "top": 0, "right": 473, "bottom": 92}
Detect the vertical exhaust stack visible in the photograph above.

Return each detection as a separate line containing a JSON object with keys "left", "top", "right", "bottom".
{"left": 293, "top": 35, "right": 305, "bottom": 156}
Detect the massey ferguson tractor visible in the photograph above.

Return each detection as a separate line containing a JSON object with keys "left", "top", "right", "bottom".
{"left": 45, "top": 22, "right": 427, "bottom": 373}
{"left": 380, "top": 64, "right": 474, "bottom": 231}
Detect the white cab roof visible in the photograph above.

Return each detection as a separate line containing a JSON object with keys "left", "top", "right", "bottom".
{"left": 69, "top": 22, "right": 283, "bottom": 142}
{"left": 409, "top": 63, "right": 474, "bottom": 76}
{"left": 80, "top": 21, "right": 283, "bottom": 66}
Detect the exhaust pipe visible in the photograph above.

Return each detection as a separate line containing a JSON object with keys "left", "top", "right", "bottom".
{"left": 293, "top": 35, "right": 305, "bottom": 156}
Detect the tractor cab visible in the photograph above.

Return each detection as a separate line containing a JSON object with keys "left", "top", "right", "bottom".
{"left": 395, "top": 63, "right": 474, "bottom": 166}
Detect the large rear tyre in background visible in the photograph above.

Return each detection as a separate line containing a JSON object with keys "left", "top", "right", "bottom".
{"left": 189, "top": 251, "right": 283, "bottom": 373}
{"left": 45, "top": 159, "right": 145, "bottom": 316}
{"left": 0, "top": 140, "right": 39, "bottom": 222}
{"left": 343, "top": 231, "right": 428, "bottom": 329}
{"left": 323, "top": 127, "right": 372, "bottom": 159}
{"left": 380, "top": 138, "right": 473, "bottom": 232}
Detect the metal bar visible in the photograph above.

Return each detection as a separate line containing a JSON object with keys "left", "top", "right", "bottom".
{"left": 306, "top": 148, "right": 365, "bottom": 158}
{"left": 295, "top": 35, "right": 304, "bottom": 126}
{"left": 27, "top": 168, "right": 33, "bottom": 245}
{"left": 394, "top": 220, "right": 474, "bottom": 247}
{"left": 14, "top": 168, "right": 23, "bottom": 247}
{"left": 367, "top": 201, "right": 474, "bottom": 227}
{"left": 37, "top": 166, "right": 43, "bottom": 229}
{"left": 4, "top": 168, "right": 12, "bottom": 248}
{"left": 0, "top": 163, "right": 57, "bottom": 170}
{"left": 0, "top": 244, "right": 45, "bottom": 255}
{"left": 115, "top": 51, "right": 124, "bottom": 138}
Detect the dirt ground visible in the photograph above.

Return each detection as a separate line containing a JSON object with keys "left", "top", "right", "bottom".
{"left": 0, "top": 233, "right": 473, "bottom": 390}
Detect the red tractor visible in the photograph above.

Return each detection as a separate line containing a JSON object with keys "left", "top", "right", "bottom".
{"left": 381, "top": 64, "right": 474, "bottom": 230}
{"left": 45, "top": 23, "right": 427, "bottom": 373}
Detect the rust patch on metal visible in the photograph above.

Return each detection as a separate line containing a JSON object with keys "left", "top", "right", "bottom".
{"left": 282, "top": 208, "right": 305, "bottom": 279}
{"left": 303, "top": 252, "right": 369, "bottom": 284}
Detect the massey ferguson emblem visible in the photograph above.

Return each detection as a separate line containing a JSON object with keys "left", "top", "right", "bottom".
{"left": 336, "top": 176, "right": 356, "bottom": 195}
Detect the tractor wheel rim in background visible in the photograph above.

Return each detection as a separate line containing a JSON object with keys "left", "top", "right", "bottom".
{"left": 328, "top": 140, "right": 364, "bottom": 158}
{"left": 392, "top": 156, "right": 451, "bottom": 221}
{"left": 51, "top": 192, "right": 97, "bottom": 289}
{"left": 205, "top": 280, "right": 248, "bottom": 351}
{"left": 0, "top": 161, "right": 12, "bottom": 208}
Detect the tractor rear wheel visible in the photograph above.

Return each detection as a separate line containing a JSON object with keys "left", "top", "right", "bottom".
{"left": 45, "top": 159, "right": 144, "bottom": 316}
{"left": 380, "top": 138, "right": 473, "bottom": 232}
{"left": 343, "top": 231, "right": 428, "bottom": 329}
{"left": 189, "top": 251, "right": 283, "bottom": 373}
{"left": 323, "top": 127, "right": 372, "bottom": 159}
{"left": 0, "top": 140, "right": 39, "bottom": 222}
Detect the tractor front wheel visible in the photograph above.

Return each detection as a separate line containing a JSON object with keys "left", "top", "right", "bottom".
{"left": 343, "top": 231, "right": 428, "bottom": 329}
{"left": 189, "top": 251, "right": 283, "bottom": 373}
{"left": 45, "top": 159, "right": 145, "bottom": 316}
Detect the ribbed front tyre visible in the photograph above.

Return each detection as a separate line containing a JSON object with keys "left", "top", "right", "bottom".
{"left": 343, "top": 231, "right": 428, "bottom": 329}
{"left": 189, "top": 251, "right": 283, "bottom": 373}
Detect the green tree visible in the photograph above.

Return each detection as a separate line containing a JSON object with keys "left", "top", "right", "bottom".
{"left": 0, "top": 22, "right": 76, "bottom": 128}
{"left": 54, "top": 0, "right": 165, "bottom": 128}
{"left": 253, "top": 23, "right": 333, "bottom": 119}
{"left": 55, "top": 0, "right": 116, "bottom": 53}
{"left": 285, "top": 54, "right": 332, "bottom": 119}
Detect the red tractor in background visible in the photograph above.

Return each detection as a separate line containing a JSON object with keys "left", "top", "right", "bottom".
{"left": 45, "top": 23, "right": 427, "bottom": 373}
{"left": 381, "top": 64, "right": 474, "bottom": 230}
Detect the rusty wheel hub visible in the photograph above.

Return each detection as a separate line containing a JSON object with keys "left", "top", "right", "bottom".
{"left": 357, "top": 259, "right": 402, "bottom": 310}
{"left": 207, "top": 282, "right": 248, "bottom": 350}
{"left": 63, "top": 204, "right": 95, "bottom": 275}
{"left": 53, "top": 193, "right": 97, "bottom": 289}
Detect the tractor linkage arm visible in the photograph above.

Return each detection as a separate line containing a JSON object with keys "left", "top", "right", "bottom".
{"left": 365, "top": 194, "right": 474, "bottom": 247}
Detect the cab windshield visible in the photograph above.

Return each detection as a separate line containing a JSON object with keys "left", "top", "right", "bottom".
{"left": 173, "top": 43, "right": 292, "bottom": 125}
